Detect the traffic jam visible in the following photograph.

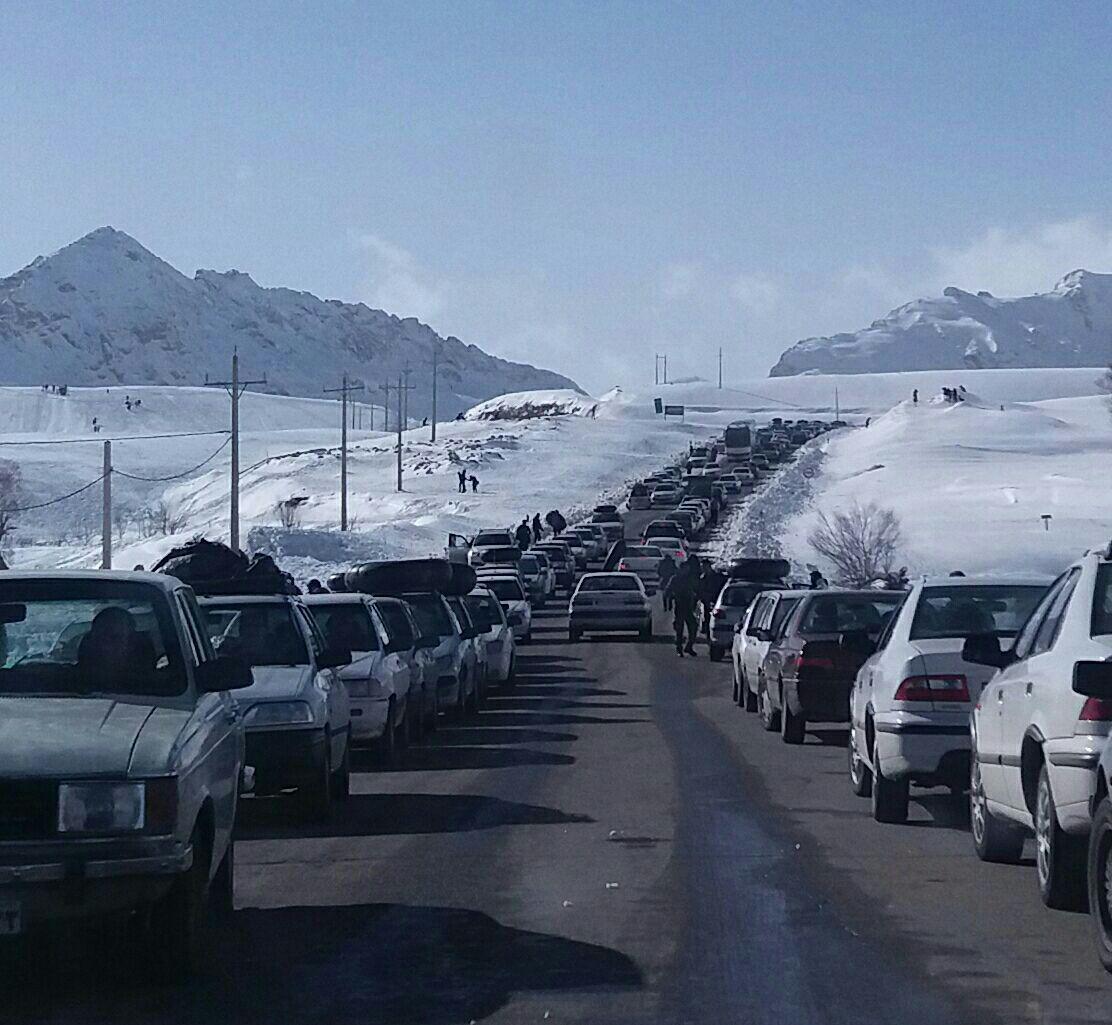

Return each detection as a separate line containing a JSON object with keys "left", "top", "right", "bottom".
{"left": 3, "top": 414, "right": 1112, "bottom": 985}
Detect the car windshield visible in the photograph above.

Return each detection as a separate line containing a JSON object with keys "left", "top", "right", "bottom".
{"left": 797, "top": 594, "right": 903, "bottom": 635}
{"left": 202, "top": 602, "right": 310, "bottom": 667}
{"left": 405, "top": 594, "right": 456, "bottom": 637}
{"left": 464, "top": 593, "right": 502, "bottom": 629}
{"left": 625, "top": 546, "right": 662, "bottom": 558}
{"left": 0, "top": 579, "right": 186, "bottom": 697}
{"left": 474, "top": 531, "right": 513, "bottom": 547}
{"left": 579, "top": 576, "right": 640, "bottom": 592}
{"left": 487, "top": 579, "right": 526, "bottom": 602}
{"left": 309, "top": 603, "right": 379, "bottom": 652}
{"left": 910, "top": 585, "right": 1047, "bottom": 640}
{"left": 376, "top": 602, "right": 414, "bottom": 647}
{"left": 518, "top": 556, "right": 540, "bottom": 574}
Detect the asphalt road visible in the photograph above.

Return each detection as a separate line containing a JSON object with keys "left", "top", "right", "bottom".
{"left": 6, "top": 506, "right": 1111, "bottom": 1024}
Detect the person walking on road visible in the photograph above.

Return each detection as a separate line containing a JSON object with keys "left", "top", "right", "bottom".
{"left": 532, "top": 513, "right": 543, "bottom": 540}
{"left": 658, "top": 554, "right": 677, "bottom": 609}
{"left": 515, "top": 518, "right": 533, "bottom": 550}
{"left": 664, "top": 555, "right": 701, "bottom": 656}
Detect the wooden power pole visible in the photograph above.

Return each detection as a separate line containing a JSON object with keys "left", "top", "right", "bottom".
{"left": 324, "top": 372, "right": 365, "bottom": 531}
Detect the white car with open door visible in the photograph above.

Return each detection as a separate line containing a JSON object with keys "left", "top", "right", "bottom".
{"left": 964, "top": 549, "right": 1112, "bottom": 910}
{"left": 732, "top": 590, "right": 807, "bottom": 706}
{"left": 849, "top": 577, "right": 1047, "bottom": 824}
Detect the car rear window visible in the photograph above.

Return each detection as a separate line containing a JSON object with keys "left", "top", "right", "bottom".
{"left": 405, "top": 594, "right": 455, "bottom": 637}
{"left": 518, "top": 556, "right": 540, "bottom": 573}
{"left": 579, "top": 576, "right": 640, "bottom": 592}
{"left": 203, "top": 601, "right": 310, "bottom": 667}
{"left": 797, "top": 594, "right": 902, "bottom": 635}
{"left": 309, "top": 603, "right": 379, "bottom": 652}
{"left": 487, "top": 578, "right": 526, "bottom": 602}
{"left": 375, "top": 601, "right": 415, "bottom": 648}
{"left": 474, "top": 531, "right": 513, "bottom": 547}
{"left": 910, "top": 585, "right": 1047, "bottom": 640}
{"left": 625, "top": 546, "right": 662, "bottom": 558}
{"left": 1092, "top": 565, "right": 1112, "bottom": 636}
{"left": 720, "top": 585, "right": 762, "bottom": 608}
{"left": 464, "top": 593, "right": 502, "bottom": 629}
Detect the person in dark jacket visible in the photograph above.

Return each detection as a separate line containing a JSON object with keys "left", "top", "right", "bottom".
{"left": 306, "top": 578, "right": 328, "bottom": 594}
{"left": 698, "top": 566, "right": 727, "bottom": 638}
{"left": 657, "top": 554, "right": 677, "bottom": 609}
{"left": 515, "top": 519, "right": 533, "bottom": 550}
{"left": 532, "top": 513, "right": 543, "bottom": 539}
{"left": 545, "top": 509, "right": 567, "bottom": 536}
{"left": 664, "top": 556, "right": 701, "bottom": 656}
{"left": 456, "top": 469, "right": 467, "bottom": 494}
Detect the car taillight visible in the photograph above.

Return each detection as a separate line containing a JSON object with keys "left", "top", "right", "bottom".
{"left": 1079, "top": 697, "right": 1112, "bottom": 722}
{"left": 789, "top": 654, "right": 834, "bottom": 672}
{"left": 618, "top": 561, "right": 630, "bottom": 571}
{"left": 894, "top": 675, "right": 970, "bottom": 703}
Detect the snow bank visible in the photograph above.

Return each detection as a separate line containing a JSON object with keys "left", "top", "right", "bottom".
{"left": 464, "top": 389, "right": 600, "bottom": 421}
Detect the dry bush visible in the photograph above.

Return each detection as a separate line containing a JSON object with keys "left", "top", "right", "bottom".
{"left": 809, "top": 500, "right": 902, "bottom": 587}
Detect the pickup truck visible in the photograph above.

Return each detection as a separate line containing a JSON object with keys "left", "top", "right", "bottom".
{"left": 0, "top": 571, "right": 252, "bottom": 977}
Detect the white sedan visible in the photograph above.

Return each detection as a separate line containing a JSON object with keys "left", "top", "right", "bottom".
{"left": 569, "top": 572, "right": 652, "bottom": 642}
{"left": 849, "top": 576, "right": 1047, "bottom": 824}
{"left": 482, "top": 574, "right": 533, "bottom": 643}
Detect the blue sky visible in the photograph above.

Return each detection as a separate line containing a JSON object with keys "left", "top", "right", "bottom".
{"left": 6, "top": 0, "right": 1112, "bottom": 391}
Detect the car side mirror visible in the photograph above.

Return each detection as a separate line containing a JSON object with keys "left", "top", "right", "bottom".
{"left": 839, "top": 630, "right": 875, "bottom": 657}
{"left": 197, "top": 654, "right": 254, "bottom": 692}
{"left": 318, "top": 645, "right": 353, "bottom": 669}
{"left": 1073, "top": 660, "right": 1112, "bottom": 699}
{"left": 962, "top": 632, "right": 1009, "bottom": 669}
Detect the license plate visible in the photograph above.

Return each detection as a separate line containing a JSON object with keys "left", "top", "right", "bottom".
{"left": 0, "top": 899, "right": 22, "bottom": 936}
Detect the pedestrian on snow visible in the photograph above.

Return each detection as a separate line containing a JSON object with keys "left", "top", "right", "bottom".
{"left": 809, "top": 569, "right": 827, "bottom": 590}
{"left": 532, "top": 513, "right": 543, "bottom": 539}
{"left": 545, "top": 509, "right": 567, "bottom": 535}
{"left": 515, "top": 518, "right": 533, "bottom": 550}
{"left": 457, "top": 469, "right": 467, "bottom": 494}
{"left": 125, "top": 396, "right": 132, "bottom": 411}
{"left": 658, "top": 554, "right": 677, "bottom": 609}
{"left": 134, "top": 398, "right": 141, "bottom": 408}
{"left": 665, "top": 555, "right": 701, "bottom": 656}
{"left": 912, "top": 389, "right": 918, "bottom": 404}
{"left": 698, "top": 565, "right": 727, "bottom": 639}
{"left": 865, "top": 417, "right": 871, "bottom": 427}
{"left": 306, "top": 579, "right": 328, "bottom": 594}
{"left": 422, "top": 417, "right": 428, "bottom": 427}
{"left": 132, "top": 564, "right": 145, "bottom": 572}
{"left": 469, "top": 474, "right": 479, "bottom": 493}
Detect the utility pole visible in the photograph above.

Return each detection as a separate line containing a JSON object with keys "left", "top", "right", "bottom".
{"left": 402, "top": 361, "right": 412, "bottom": 431}
{"left": 835, "top": 386, "right": 840, "bottom": 421}
{"left": 718, "top": 347, "right": 723, "bottom": 389}
{"left": 396, "top": 373, "right": 415, "bottom": 492}
{"left": 101, "top": 440, "right": 112, "bottom": 569}
{"left": 205, "top": 350, "right": 265, "bottom": 550}
{"left": 380, "top": 382, "right": 392, "bottom": 432}
{"left": 431, "top": 340, "right": 440, "bottom": 442}
{"left": 324, "top": 373, "right": 365, "bottom": 531}
{"left": 663, "top": 354, "right": 668, "bottom": 384}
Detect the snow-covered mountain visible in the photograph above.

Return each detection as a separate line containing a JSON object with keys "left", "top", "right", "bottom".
{"left": 769, "top": 270, "right": 1112, "bottom": 377}
{"left": 0, "top": 227, "right": 581, "bottom": 417}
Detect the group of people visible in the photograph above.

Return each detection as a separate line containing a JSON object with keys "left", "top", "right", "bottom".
{"left": 941, "top": 385, "right": 966, "bottom": 403}
{"left": 659, "top": 555, "right": 727, "bottom": 656}
{"left": 514, "top": 510, "right": 565, "bottom": 548}
{"left": 455, "top": 469, "right": 480, "bottom": 493}
{"left": 41, "top": 384, "right": 69, "bottom": 395}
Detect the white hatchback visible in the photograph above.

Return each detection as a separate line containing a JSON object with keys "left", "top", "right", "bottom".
{"left": 849, "top": 577, "right": 1047, "bottom": 824}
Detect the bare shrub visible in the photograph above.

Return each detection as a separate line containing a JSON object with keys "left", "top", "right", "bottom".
{"left": 143, "top": 501, "right": 187, "bottom": 537}
{"left": 808, "top": 500, "right": 903, "bottom": 587}
{"left": 0, "top": 460, "right": 22, "bottom": 549}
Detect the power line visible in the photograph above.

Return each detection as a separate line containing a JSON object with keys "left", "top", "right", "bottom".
{"left": 114, "top": 436, "right": 232, "bottom": 482}
{"left": 6, "top": 475, "right": 105, "bottom": 514}
{"left": 0, "top": 429, "right": 230, "bottom": 447}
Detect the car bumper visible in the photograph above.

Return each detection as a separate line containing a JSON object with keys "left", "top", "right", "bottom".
{"left": 1046, "top": 737, "right": 1104, "bottom": 834}
{"left": 874, "top": 712, "right": 971, "bottom": 784}
{"left": 570, "top": 610, "right": 650, "bottom": 632}
{"left": 0, "top": 837, "right": 192, "bottom": 930}
{"left": 711, "top": 625, "right": 735, "bottom": 647}
{"left": 348, "top": 697, "right": 391, "bottom": 742}
{"left": 788, "top": 678, "right": 852, "bottom": 723}
{"left": 245, "top": 727, "right": 327, "bottom": 792}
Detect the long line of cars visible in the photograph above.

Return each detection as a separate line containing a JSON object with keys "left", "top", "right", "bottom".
{"left": 723, "top": 546, "right": 1112, "bottom": 973}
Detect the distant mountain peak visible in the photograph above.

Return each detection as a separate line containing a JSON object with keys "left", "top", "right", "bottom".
{"left": 770, "top": 271, "right": 1112, "bottom": 377}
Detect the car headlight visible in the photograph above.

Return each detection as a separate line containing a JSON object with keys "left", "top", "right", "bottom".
{"left": 244, "top": 701, "right": 314, "bottom": 727}
{"left": 58, "top": 781, "right": 145, "bottom": 834}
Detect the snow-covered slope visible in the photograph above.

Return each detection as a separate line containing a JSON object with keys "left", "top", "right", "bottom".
{"left": 777, "top": 391, "right": 1112, "bottom": 578}
{"left": 0, "top": 227, "right": 581, "bottom": 417}
{"left": 464, "top": 389, "right": 601, "bottom": 420}
{"left": 770, "top": 270, "right": 1112, "bottom": 377}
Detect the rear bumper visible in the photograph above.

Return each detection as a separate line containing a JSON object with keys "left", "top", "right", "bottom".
{"left": 246, "top": 727, "right": 326, "bottom": 791}
{"left": 1046, "top": 739, "right": 1103, "bottom": 834}
{"left": 787, "top": 678, "right": 852, "bottom": 723}
{"left": 874, "top": 714, "right": 971, "bottom": 785}
{"left": 570, "top": 610, "right": 650, "bottom": 633}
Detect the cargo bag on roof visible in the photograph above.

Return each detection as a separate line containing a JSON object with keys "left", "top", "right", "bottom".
{"left": 153, "top": 539, "right": 300, "bottom": 596}
{"left": 726, "top": 558, "right": 791, "bottom": 583}
{"left": 343, "top": 558, "right": 453, "bottom": 596}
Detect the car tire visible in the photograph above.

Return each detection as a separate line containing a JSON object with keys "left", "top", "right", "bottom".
{"left": 505, "top": 655, "right": 516, "bottom": 689}
{"left": 639, "top": 622, "right": 652, "bottom": 642}
{"left": 331, "top": 733, "right": 351, "bottom": 800}
{"left": 466, "top": 676, "right": 480, "bottom": 715}
{"left": 211, "top": 840, "right": 234, "bottom": 920}
{"left": 780, "top": 690, "right": 806, "bottom": 745}
{"left": 569, "top": 628, "right": 581, "bottom": 643}
{"left": 147, "top": 825, "right": 211, "bottom": 980}
{"left": 523, "top": 631, "right": 532, "bottom": 644}
{"left": 731, "top": 666, "right": 741, "bottom": 704}
{"left": 1087, "top": 797, "right": 1112, "bottom": 972}
{"left": 970, "top": 752, "right": 1024, "bottom": 863}
{"left": 871, "top": 746, "right": 909, "bottom": 823}
{"left": 304, "top": 740, "right": 334, "bottom": 821}
{"left": 409, "top": 694, "right": 426, "bottom": 742}
{"left": 848, "top": 730, "right": 873, "bottom": 798}
{"left": 1036, "top": 765, "right": 1088, "bottom": 911}
{"left": 709, "top": 645, "right": 725, "bottom": 662}
{"left": 744, "top": 676, "right": 759, "bottom": 713}
{"left": 758, "top": 680, "right": 780, "bottom": 732}
{"left": 424, "top": 686, "right": 439, "bottom": 732}
{"left": 379, "top": 700, "right": 399, "bottom": 765}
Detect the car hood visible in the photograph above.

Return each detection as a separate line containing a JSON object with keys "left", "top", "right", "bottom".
{"left": 0, "top": 698, "right": 191, "bottom": 778}
{"left": 233, "top": 666, "right": 314, "bottom": 704}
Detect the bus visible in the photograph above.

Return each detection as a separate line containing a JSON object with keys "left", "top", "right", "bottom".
{"left": 723, "top": 420, "right": 752, "bottom": 462}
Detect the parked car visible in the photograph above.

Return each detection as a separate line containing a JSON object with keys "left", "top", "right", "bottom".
{"left": 708, "top": 580, "right": 772, "bottom": 661}
{"left": 643, "top": 519, "right": 686, "bottom": 544}
{"left": 517, "top": 552, "right": 551, "bottom": 606}
{"left": 628, "top": 483, "right": 652, "bottom": 510}
{"left": 650, "top": 484, "right": 680, "bottom": 508}
{"left": 848, "top": 577, "right": 1047, "bottom": 823}
{"left": 556, "top": 533, "right": 590, "bottom": 569}
{"left": 303, "top": 593, "right": 418, "bottom": 759}
{"left": 733, "top": 590, "right": 807, "bottom": 708}
{"left": 200, "top": 594, "right": 352, "bottom": 818}
{"left": 527, "top": 551, "right": 557, "bottom": 597}
{"left": 652, "top": 536, "right": 690, "bottom": 565}
{"left": 443, "top": 596, "right": 489, "bottom": 702}
{"left": 1086, "top": 698, "right": 1112, "bottom": 971}
{"left": 965, "top": 549, "right": 1112, "bottom": 909}
{"left": 0, "top": 571, "right": 251, "bottom": 976}
{"left": 570, "top": 525, "right": 605, "bottom": 561}
{"left": 617, "top": 544, "right": 665, "bottom": 593}
{"left": 759, "top": 589, "right": 903, "bottom": 744}
{"left": 463, "top": 586, "right": 517, "bottom": 686}
{"left": 569, "top": 572, "right": 652, "bottom": 642}
{"left": 468, "top": 528, "right": 517, "bottom": 567}
{"left": 482, "top": 574, "right": 533, "bottom": 643}
{"left": 403, "top": 591, "right": 480, "bottom": 718}
{"left": 533, "top": 542, "right": 576, "bottom": 594}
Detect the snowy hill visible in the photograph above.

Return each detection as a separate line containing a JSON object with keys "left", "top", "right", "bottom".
{"left": 464, "top": 389, "right": 600, "bottom": 421}
{"left": 770, "top": 270, "right": 1112, "bottom": 377}
{"left": 0, "top": 227, "right": 581, "bottom": 417}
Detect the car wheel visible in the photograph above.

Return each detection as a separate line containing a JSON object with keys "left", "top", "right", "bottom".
{"left": 1087, "top": 796, "right": 1112, "bottom": 972}
{"left": 331, "top": 733, "right": 351, "bottom": 800}
{"left": 639, "top": 621, "right": 652, "bottom": 642}
{"left": 147, "top": 825, "right": 211, "bottom": 980}
{"left": 211, "top": 840, "right": 234, "bottom": 920}
{"left": 969, "top": 752, "right": 1024, "bottom": 863}
{"left": 466, "top": 675, "right": 480, "bottom": 715}
{"left": 709, "top": 645, "right": 725, "bottom": 662}
{"left": 731, "top": 665, "right": 741, "bottom": 704}
{"left": 304, "top": 740, "right": 334, "bottom": 820}
{"left": 744, "top": 675, "right": 759, "bottom": 713}
{"left": 780, "top": 688, "right": 806, "bottom": 745}
{"left": 524, "top": 631, "right": 532, "bottom": 644}
{"left": 848, "top": 729, "right": 873, "bottom": 798}
{"left": 1036, "top": 765, "right": 1088, "bottom": 910}
{"left": 409, "top": 693, "right": 426, "bottom": 742}
{"left": 569, "top": 628, "right": 581, "bottom": 642}
{"left": 871, "top": 743, "right": 909, "bottom": 823}
{"left": 505, "top": 655, "right": 516, "bottom": 689}
{"left": 379, "top": 699, "right": 399, "bottom": 764}
{"left": 425, "top": 686, "right": 439, "bottom": 733}
{"left": 759, "top": 680, "right": 780, "bottom": 732}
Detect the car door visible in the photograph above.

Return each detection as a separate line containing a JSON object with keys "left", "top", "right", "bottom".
{"left": 985, "top": 574, "right": 1067, "bottom": 808}
{"left": 297, "top": 605, "right": 350, "bottom": 765}
{"left": 857, "top": 591, "right": 906, "bottom": 760}
{"left": 743, "top": 597, "right": 773, "bottom": 684}
{"left": 1001, "top": 569, "right": 1080, "bottom": 811}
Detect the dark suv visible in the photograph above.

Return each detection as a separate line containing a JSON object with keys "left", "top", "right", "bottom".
{"left": 759, "top": 589, "right": 903, "bottom": 744}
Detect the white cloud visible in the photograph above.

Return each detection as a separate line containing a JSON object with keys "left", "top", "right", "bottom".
{"left": 731, "top": 271, "right": 782, "bottom": 314}
{"left": 355, "top": 233, "right": 446, "bottom": 320}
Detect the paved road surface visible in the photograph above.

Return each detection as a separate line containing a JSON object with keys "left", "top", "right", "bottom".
{"left": 6, "top": 508, "right": 1110, "bottom": 1024}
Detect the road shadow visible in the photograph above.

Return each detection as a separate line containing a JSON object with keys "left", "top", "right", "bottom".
{"left": 383, "top": 745, "right": 577, "bottom": 772}
{"left": 236, "top": 792, "right": 593, "bottom": 840}
{"left": 474, "top": 711, "right": 650, "bottom": 728}
{"left": 806, "top": 728, "right": 849, "bottom": 747}
{"left": 429, "top": 725, "right": 579, "bottom": 745}
{"left": 2, "top": 904, "right": 643, "bottom": 1025}
{"left": 486, "top": 697, "right": 650, "bottom": 711}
